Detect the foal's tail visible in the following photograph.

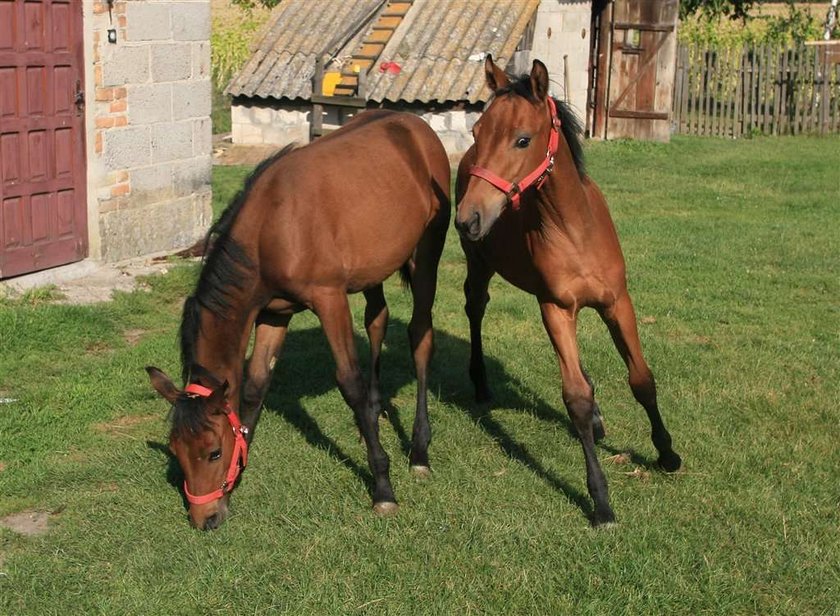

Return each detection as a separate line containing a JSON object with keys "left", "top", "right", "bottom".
{"left": 398, "top": 263, "right": 412, "bottom": 289}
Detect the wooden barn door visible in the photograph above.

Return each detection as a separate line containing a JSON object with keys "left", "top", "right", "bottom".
{"left": 598, "top": 0, "right": 679, "bottom": 141}
{"left": 0, "top": 0, "right": 88, "bottom": 279}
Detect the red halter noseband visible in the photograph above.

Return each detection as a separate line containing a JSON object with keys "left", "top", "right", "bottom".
{"left": 469, "top": 97, "right": 561, "bottom": 210}
{"left": 182, "top": 383, "right": 249, "bottom": 506}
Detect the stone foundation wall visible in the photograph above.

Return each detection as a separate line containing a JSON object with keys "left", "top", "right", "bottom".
{"left": 88, "top": 0, "right": 212, "bottom": 262}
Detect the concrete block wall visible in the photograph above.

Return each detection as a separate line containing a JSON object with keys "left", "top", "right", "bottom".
{"left": 231, "top": 103, "right": 311, "bottom": 146}
{"left": 531, "top": 0, "right": 592, "bottom": 121}
{"left": 89, "top": 0, "right": 212, "bottom": 262}
{"left": 232, "top": 100, "right": 480, "bottom": 158}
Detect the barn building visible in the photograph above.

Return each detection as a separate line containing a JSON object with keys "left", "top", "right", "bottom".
{"left": 227, "top": 0, "right": 679, "bottom": 155}
{"left": 1, "top": 0, "right": 212, "bottom": 281}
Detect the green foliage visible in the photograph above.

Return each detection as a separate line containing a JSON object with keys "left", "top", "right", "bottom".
{"left": 679, "top": 1, "right": 827, "bottom": 46}
{"left": 763, "top": 2, "right": 823, "bottom": 43}
{"left": 1, "top": 138, "right": 838, "bottom": 614}
{"left": 210, "top": 16, "right": 262, "bottom": 90}
{"left": 680, "top": 0, "right": 755, "bottom": 21}
{"left": 210, "top": 6, "right": 271, "bottom": 134}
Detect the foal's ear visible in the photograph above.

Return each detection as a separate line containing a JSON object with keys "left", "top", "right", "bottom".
{"left": 146, "top": 366, "right": 180, "bottom": 404}
{"left": 529, "top": 59, "right": 549, "bottom": 101}
{"left": 484, "top": 54, "right": 509, "bottom": 93}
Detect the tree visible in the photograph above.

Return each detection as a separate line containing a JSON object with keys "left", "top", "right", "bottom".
{"left": 680, "top": 0, "right": 756, "bottom": 21}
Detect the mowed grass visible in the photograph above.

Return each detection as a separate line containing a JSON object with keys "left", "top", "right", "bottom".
{"left": 1, "top": 136, "right": 838, "bottom": 614}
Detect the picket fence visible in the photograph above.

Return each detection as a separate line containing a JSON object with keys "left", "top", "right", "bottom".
{"left": 672, "top": 42, "right": 840, "bottom": 136}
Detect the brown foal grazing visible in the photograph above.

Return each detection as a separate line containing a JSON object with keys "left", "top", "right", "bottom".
{"left": 455, "top": 57, "right": 681, "bottom": 526}
{"left": 147, "top": 110, "right": 450, "bottom": 529}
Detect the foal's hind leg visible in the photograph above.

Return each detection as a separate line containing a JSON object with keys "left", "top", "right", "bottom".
{"left": 313, "top": 290, "right": 398, "bottom": 514}
{"left": 540, "top": 301, "right": 616, "bottom": 526}
{"left": 462, "top": 247, "right": 495, "bottom": 402}
{"left": 581, "top": 368, "right": 606, "bottom": 442}
{"left": 405, "top": 225, "right": 447, "bottom": 478}
{"left": 600, "top": 292, "right": 681, "bottom": 472}
{"left": 363, "top": 285, "right": 388, "bottom": 419}
{"left": 241, "top": 311, "right": 292, "bottom": 442}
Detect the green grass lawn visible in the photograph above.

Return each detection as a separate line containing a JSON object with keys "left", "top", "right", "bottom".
{"left": 1, "top": 136, "right": 838, "bottom": 614}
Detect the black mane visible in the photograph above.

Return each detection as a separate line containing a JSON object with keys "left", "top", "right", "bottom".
{"left": 169, "top": 394, "right": 212, "bottom": 438}
{"left": 495, "top": 75, "right": 586, "bottom": 178}
{"left": 179, "top": 144, "right": 298, "bottom": 383}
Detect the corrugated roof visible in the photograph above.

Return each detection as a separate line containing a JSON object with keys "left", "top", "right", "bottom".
{"left": 367, "top": 0, "right": 539, "bottom": 104}
{"left": 227, "top": 0, "right": 540, "bottom": 105}
{"left": 226, "top": 0, "right": 385, "bottom": 100}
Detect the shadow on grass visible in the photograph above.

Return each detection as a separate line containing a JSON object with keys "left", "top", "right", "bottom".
{"left": 257, "top": 316, "right": 595, "bottom": 519}
{"left": 145, "top": 440, "right": 188, "bottom": 510}
{"left": 145, "top": 315, "right": 653, "bottom": 522}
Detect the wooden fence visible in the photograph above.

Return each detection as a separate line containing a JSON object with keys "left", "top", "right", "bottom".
{"left": 672, "top": 42, "right": 840, "bottom": 137}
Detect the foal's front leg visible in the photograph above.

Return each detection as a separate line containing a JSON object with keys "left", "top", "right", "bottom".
{"left": 314, "top": 290, "right": 398, "bottom": 515}
{"left": 462, "top": 247, "right": 495, "bottom": 403}
{"left": 241, "top": 311, "right": 292, "bottom": 442}
{"left": 540, "top": 301, "right": 616, "bottom": 526}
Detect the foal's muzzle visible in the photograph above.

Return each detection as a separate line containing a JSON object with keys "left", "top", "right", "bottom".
{"left": 455, "top": 210, "right": 482, "bottom": 241}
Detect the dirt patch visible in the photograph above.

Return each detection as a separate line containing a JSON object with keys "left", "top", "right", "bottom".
{"left": 0, "top": 462, "right": 6, "bottom": 472}
{"left": 213, "top": 135, "right": 280, "bottom": 166}
{"left": 623, "top": 468, "right": 651, "bottom": 481}
{"left": 94, "top": 413, "right": 158, "bottom": 437}
{"left": 605, "top": 452, "right": 632, "bottom": 465}
{"left": 0, "top": 510, "right": 51, "bottom": 537}
{"left": 85, "top": 340, "right": 113, "bottom": 355}
{"left": 1, "top": 256, "right": 174, "bottom": 305}
{"left": 122, "top": 329, "right": 148, "bottom": 346}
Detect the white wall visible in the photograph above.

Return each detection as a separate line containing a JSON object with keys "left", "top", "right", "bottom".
{"left": 530, "top": 0, "right": 592, "bottom": 120}
{"left": 231, "top": 102, "right": 480, "bottom": 158}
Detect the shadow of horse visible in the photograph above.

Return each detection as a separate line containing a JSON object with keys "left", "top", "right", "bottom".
{"left": 147, "top": 315, "right": 650, "bottom": 520}
{"left": 259, "top": 316, "right": 597, "bottom": 517}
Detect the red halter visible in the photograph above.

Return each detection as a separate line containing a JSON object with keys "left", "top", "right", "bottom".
{"left": 468, "top": 97, "right": 561, "bottom": 210}
{"left": 182, "top": 383, "right": 249, "bottom": 506}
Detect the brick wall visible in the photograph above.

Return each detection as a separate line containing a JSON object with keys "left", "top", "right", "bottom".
{"left": 88, "top": 0, "right": 212, "bottom": 262}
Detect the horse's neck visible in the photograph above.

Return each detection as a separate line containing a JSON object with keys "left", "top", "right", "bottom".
{"left": 190, "top": 306, "right": 252, "bottom": 405}
{"left": 537, "top": 161, "right": 590, "bottom": 230}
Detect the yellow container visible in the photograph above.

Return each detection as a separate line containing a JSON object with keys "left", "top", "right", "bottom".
{"left": 322, "top": 72, "right": 342, "bottom": 96}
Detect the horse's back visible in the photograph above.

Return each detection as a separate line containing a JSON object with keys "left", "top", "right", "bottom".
{"left": 251, "top": 111, "right": 450, "bottom": 296}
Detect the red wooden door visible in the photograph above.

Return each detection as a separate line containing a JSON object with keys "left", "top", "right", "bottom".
{"left": 0, "top": 0, "right": 87, "bottom": 279}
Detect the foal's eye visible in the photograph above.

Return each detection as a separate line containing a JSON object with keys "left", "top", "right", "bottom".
{"left": 208, "top": 449, "right": 222, "bottom": 462}
{"left": 515, "top": 136, "right": 531, "bottom": 149}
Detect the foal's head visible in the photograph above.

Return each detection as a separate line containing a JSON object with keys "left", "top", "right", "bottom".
{"left": 456, "top": 56, "right": 557, "bottom": 240}
{"left": 147, "top": 366, "right": 244, "bottom": 530}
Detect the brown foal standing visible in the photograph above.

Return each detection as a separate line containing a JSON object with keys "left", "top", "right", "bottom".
{"left": 455, "top": 57, "right": 681, "bottom": 526}
{"left": 147, "top": 110, "right": 450, "bottom": 529}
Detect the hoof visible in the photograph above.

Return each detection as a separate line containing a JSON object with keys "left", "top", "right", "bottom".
{"left": 410, "top": 465, "right": 431, "bottom": 479}
{"left": 475, "top": 387, "right": 492, "bottom": 404}
{"left": 372, "top": 501, "right": 399, "bottom": 516}
{"left": 658, "top": 451, "right": 682, "bottom": 473}
{"left": 591, "top": 510, "right": 617, "bottom": 528}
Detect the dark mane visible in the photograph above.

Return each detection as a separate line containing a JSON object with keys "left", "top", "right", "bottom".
{"left": 179, "top": 144, "right": 298, "bottom": 382}
{"left": 169, "top": 394, "right": 212, "bottom": 438}
{"left": 495, "top": 76, "right": 586, "bottom": 178}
